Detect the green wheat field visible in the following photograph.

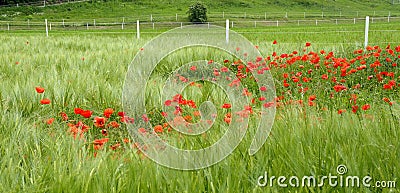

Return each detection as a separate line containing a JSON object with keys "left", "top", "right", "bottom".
{"left": 1, "top": 2, "right": 400, "bottom": 192}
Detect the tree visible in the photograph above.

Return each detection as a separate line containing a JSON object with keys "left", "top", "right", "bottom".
{"left": 187, "top": 2, "right": 207, "bottom": 23}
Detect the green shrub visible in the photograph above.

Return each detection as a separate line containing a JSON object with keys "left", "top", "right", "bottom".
{"left": 187, "top": 2, "right": 207, "bottom": 23}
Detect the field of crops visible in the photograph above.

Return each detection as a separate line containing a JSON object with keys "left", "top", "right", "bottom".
{"left": 0, "top": 21, "right": 399, "bottom": 192}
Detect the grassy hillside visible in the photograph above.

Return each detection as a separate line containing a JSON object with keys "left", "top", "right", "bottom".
{"left": 0, "top": 0, "right": 399, "bottom": 22}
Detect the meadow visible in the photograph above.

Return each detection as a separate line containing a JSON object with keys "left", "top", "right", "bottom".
{"left": 0, "top": 21, "right": 399, "bottom": 193}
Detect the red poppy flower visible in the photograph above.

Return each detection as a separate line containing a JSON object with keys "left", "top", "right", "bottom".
{"left": 222, "top": 103, "right": 231, "bottom": 109}
{"left": 101, "top": 129, "right": 108, "bottom": 136}
{"left": 108, "top": 121, "right": 120, "bottom": 128}
{"left": 283, "top": 82, "right": 290, "bottom": 87}
{"left": 74, "top": 108, "right": 83, "bottom": 115}
{"left": 362, "top": 104, "right": 370, "bottom": 111}
{"left": 103, "top": 108, "right": 114, "bottom": 118}
{"left": 46, "top": 118, "right": 54, "bottom": 125}
{"left": 35, "top": 86, "right": 45, "bottom": 94}
{"left": 164, "top": 100, "right": 172, "bottom": 106}
{"left": 383, "top": 84, "right": 393, "bottom": 90}
{"left": 94, "top": 117, "right": 106, "bottom": 128}
{"left": 40, "top": 98, "right": 51, "bottom": 105}
{"left": 263, "top": 102, "right": 275, "bottom": 108}
{"left": 121, "top": 116, "right": 134, "bottom": 123}
{"left": 352, "top": 106, "right": 359, "bottom": 113}
{"left": 224, "top": 113, "right": 231, "bottom": 124}
{"left": 138, "top": 128, "right": 147, "bottom": 134}
{"left": 142, "top": 114, "right": 149, "bottom": 122}
{"left": 260, "top": 86, "right": 267, "bottom": 91}
{"left": 308, "top": 95, "right": 316, "bottom": 101}
{"left": 154, "top": 125, "right": 163, "bottom": 133}
{"left": 110, "top": 143, "right": 121, "bottom": 150}
{"left": 60, "top": 112, "right": 68, "bottom": 121}
{"left": 80, "top": 110, "right": 92, "bottom": 118}
{"left": 338, "top": 109, "right": 346, "bottom": 115}
{"left": 273, "top": 40, "right": 277, "bottom": 44}
{"left": 187, "top": 100, "right": 197, "bottom": 108}
{"left": 244, "top": 105, "right": 253, "bottom": 113}
{"left": 117, "top": 111, "right": 125, "bottom": 117}
{"left": 282, "top": 73, "right": 289, "bottom": 79}
{"left": 350, "top": 94, "right": 357, "bottom": 104}
{"left": 383, "top": 97, "right": 390, "bottom": 103}
{"left": 305, "top": 42, "right": 311, "bottom": 47}
{"left": 333, "top": 85, "right": 346, "bottom": 92}
{"left": 93, "top": 138, "right": 109, "bottom": 146}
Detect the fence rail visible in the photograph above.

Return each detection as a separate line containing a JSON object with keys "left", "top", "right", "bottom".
{"left": 0, "top": 0, "right": 89, "bottom": 8}
{"left": 1, "top": 16, "right": 399, "bottom": 32}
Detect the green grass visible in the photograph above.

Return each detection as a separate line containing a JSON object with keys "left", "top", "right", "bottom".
{"left": 0, "top": 23, "right": 399, "bottom": 192}
{"left": 1, "top": 0, "right": 400, "bottom": 22}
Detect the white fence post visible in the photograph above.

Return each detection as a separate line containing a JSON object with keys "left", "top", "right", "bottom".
{"left": 388, "top": 16, "right": 390, "bottom": 23}
{"left": 136, "top": 20, "right": 140, "bottom": 39}
{"left": 150, "top": 14, "right": 153, "bottom": 22}
{"left": 254, "top": 21, "right": 257, "bottom": 28}
{"left": 122, "top": 17, "right": 125, "bottom": 30}
{"left": 45, "top": 19, "right": 48, "bottom": 37}
{"left": 152, "top": 22, "right": 154, "bottom": 30}
{"left": 364, "top": 16, "right": 369, "bottom": 49}
{"left": 335, "top": 19, "right": 338, "bottom": 25}
{"left": 62, "top": 19, "right": 65, "bottom": 27}
{"left": 86, "top": 23, "right": 88, "bottom": 30}
{"left": 354, "top": 18, "right": 356, "bottom": 24}
{"left": 93, "top": 19, "right": 96, "bottom": 27}
{"left": 285, "top": 12, "right": 288, "bottom": 18}
{"left": 297, "top": 20, "right": 300, "bottom": 26}
{"left": 226, "top": 19, "right": 229, "bottom": 44}
{"left": 315, "top": 20, "right": 318, "bottom": 26}
{"left": 7, "top": 23, "right": 9, "bottom": 31}
{"left": 49, "top": 22, "right": 52, "bottom": 31}
{"left": 276, "top": 20, "right": 279, "bottom": 27}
